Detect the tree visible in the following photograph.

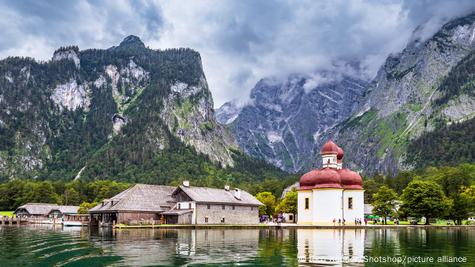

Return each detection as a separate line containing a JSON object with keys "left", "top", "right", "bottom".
{"left": 363, "top": 179, "right": 383, "bottom": 203}
{"left": 78, "top": 201, "right": 99, "bottom": 214}
{"left": 372, "top": 186, "right": 398, "bottom": 224}
{"left": 461, "top": 185, "right": 475, "bottom": 218}
{"left": 446, "top": 192, "right": 472, "bottom": 225}
{"left": 27, "top": 182, "right": 61, "bottom": 204}
{"left": 276, "top": 189, "right": 297, "bottom": 214}
{"left": 256, "top": 192, "right": 276, "bottom": 216}
{"left": 63, "top": 188, "right": 81, "bottom": 205}
{"left": 400, "top": 180, "right": 450, "bottom": 224}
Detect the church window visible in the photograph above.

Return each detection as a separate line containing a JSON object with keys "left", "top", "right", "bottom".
{"left": 348, "top": 197, "right": 353, "bottom": 210}
{"left": 305, "top": 198, "right": 309, "bottom": 209}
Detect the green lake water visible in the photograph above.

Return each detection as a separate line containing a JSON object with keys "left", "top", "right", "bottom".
{"left": 0, "top": 226, "right": 474, "bottom": 266}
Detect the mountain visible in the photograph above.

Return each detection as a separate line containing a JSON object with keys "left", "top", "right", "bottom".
{"left": 334, "top": 13, "right": 475, "bottom": 175}
{"left": 0, "top": 36, "right": 240, "bottom": 182}
{"left": 218, "top": 13, "right": 475, "bottom": 175}
{"left": 215, "top": 102, "right": 241, "bottom": 125}
{"left": 217, "top": 73, "right": 368, "bottom": 172}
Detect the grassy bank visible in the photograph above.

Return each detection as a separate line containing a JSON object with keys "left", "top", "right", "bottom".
{"left": 0, "top": 211, "right": 13, "bottom": 217}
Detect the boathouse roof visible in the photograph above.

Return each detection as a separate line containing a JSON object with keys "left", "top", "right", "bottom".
{"left": 48, "top": 205, "right": 80, "bottom": 215}
{"left": 89, "top": 184, "right": 176, "bottom": 213}
{"left": 14, "top": 203, "right": 79, "bottom": 216}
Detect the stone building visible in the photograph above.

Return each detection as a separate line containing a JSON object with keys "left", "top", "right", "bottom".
{"left": 298, "top": 140, "right": 364, "bottom": 225}
{"left": 88, "top": 182, "right": 262, "bottom": 226}
{"left": 164, "top": 183, "right": 263, "bottom": 225}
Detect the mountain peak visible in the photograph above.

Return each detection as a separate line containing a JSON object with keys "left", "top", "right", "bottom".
{"left": 119, "top": 35, "right": 145, "bottom": 48}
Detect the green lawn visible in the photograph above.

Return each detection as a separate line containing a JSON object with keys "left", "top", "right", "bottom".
{"left": 367, "top": 219, "right": 471, "bottom": 226}
{"left": 0, "top": 211, "right": 13, "bottom": 217}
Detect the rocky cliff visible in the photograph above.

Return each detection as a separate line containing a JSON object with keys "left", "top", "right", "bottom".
{"left": 0, "top": 36, "right": 237, "bottom": 181}
{"left": 334, "top": 14, "right": 475, "bottom": 175}
{"left": 218, "top": 14, "right": 475, "bottom": 175}
{"left": 218, "top": 73, "right": 368, "bottom": 173}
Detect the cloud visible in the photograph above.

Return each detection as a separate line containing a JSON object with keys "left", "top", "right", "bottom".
{"left": 0, "top": 0, "right": 474, "bottom": 107}
{"left": 0, "top": 0, "right": 163, "bottom": 59}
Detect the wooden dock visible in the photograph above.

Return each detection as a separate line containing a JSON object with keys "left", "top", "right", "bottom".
{"left": 1, "top": 217, "right": 28, "bottom": 225}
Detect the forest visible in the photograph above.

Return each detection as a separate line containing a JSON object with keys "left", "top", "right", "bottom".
{"left": 364, "top": 162, "right": 475, "bottom": 224}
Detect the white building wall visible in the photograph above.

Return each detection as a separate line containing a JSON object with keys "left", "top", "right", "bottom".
{"left": 322, "top": 155, "right": 338, "bottom": 168}
{"left": 342, "top": 190, "right": 364, "bottom": 224}
{"left": 313, "top": 189, "right": 343, "bottom": 225}
{"left": 297, "top": 190, "right": 313, "bottom": 224}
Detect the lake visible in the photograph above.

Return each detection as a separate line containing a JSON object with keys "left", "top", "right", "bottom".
{"left": 0, "top": 226, "right": 474, "bottom": 266}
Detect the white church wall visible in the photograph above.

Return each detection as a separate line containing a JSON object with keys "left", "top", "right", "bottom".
{"left": 312, "top": 189, "right": 343, "bottom": 224}
{"left": 297, "top": 190, "right": 313, "bottom": 224}
{"left": 343, "top": 190, "right": 364, "bottom": 224}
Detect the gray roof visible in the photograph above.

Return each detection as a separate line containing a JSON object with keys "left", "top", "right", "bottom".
{"left": 14, "top": 203, "right": 60, "bottom": 216}
{"left": 174, "top": 186, "right": 263, "bottom": 206}
{"left": 89, "top": 184, "right": 176, "bottom": 213}
{"left": 48, "top": 205, "right": 80, "bottom": 215}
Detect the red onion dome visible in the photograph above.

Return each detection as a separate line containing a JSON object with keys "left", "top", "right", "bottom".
{"left": 338, "top": 168, "right": 363, "bottom": 190}
{"left": 321, "top": 140, "right": 339, "bottom": 155}
{"left": 299, "top": 170, "right": 320, "bottom": 190}
{"left": 336, "top": 146, "right": 344, "bottom": 160}
{"left": 313, "top": 168, "right": 342, "bottom": 188}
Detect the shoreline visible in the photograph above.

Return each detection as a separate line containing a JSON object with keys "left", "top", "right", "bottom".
{"left": 112, "top": 224, "right": 475, "bottom": 230}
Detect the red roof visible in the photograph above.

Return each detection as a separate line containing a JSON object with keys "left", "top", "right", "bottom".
{"left": 337, "top": 146, "right": 344, "bottom": 160}
{"left": 299, "top": 168, "right": 342, "bottom": 189}
{"left": 338, "top": 168, "right": 363, "bottom": 190}
{"left": 321, "top": 140, "right": 339, "bottom": 155}
{"left": 299, "top": 141, "right": 363, "bottom": 190}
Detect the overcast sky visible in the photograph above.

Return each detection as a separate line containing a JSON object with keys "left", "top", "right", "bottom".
{"left": 1, "top": 0, "right": 474, "bottom": 107}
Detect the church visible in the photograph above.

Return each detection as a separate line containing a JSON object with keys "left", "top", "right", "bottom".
{"left": 298, "top": 140, "right": 364, "bottom": 225}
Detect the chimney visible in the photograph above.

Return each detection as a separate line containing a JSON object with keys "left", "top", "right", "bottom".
{"left": 183, "top": 180, "right": 190, "bottom": 187}
{"left": 234, "top": 188, "right": 241, "bottom": 200}
{"left": 224, "top": 185, "right": 230, "bottom": 191}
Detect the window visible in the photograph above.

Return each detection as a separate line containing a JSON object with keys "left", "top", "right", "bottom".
{"left": 251, "top": 207, "right": 254, "bottom": 211}
{"left": 348, "top": 197, "right": 353, "bottom": 210}
{"left": 305, "top": 198, "right": 309, "bottom": 210}
{"left": 221, "top": 217, "right": 225, "bottom": 223}
{"left": 232, "top": 205, "right": 235, "bottom": 210}
{"left": 205, "top": 217, "right": 208, "bottom": 223}
{"left": 289, "top": 215, "right": 293, "bottom": 221}
{"left": 207, "top": 204, "right": 210, "bottom": 209}
{"left": 188, "top": 203, "right": 191, "bottom": 209}
{"left": 222, "top": 205, "right": 225, "bottom": 210}
{"left": 178, "top": 203, "right": 181, "bottom": 209}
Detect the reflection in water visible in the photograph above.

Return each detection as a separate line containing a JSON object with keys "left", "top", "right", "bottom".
{"left": 91, "top": 228, "right": 262, "bottom": 266}
{"left": 0, "top": 226, "right": 474, "bottom": 266}
{"left": 298, "top": 229, "right": 365, "bottom": 266}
